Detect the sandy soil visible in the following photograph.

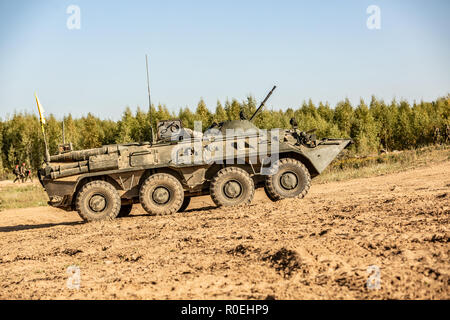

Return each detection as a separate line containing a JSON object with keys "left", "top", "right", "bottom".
{"left": 0, "top": 162, "right": 449, "bottom": 300}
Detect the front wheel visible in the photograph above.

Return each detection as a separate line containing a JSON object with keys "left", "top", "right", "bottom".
{"left": 75, "top": 180, "right": 121, "bottom": 222}
{"left": 265, "top": 158, "right": 311, "bottom": 201}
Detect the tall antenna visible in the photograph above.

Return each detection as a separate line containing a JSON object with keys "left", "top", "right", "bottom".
{"left": 145, "top": 54, "right": 154, "bottom": 143}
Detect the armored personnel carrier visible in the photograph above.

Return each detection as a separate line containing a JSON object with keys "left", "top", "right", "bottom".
{"left": 38, "top": 86, "right": 351, "bottom": 221}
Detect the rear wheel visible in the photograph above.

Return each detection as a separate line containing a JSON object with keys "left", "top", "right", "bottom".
{"left": 75, "top": 180, "right": 121, "bottom": 222}
{"left": 139, "top": 173, "right": 184, "bottom": 215}
{"left": 210, "top": 167, "right": 255, "bottom": 207}
{"left": 265, "top": 158, "right": 311, "bottom": 201}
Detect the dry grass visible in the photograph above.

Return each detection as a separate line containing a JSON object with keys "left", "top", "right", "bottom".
{"left": 0, "top": 183, "right": 48, "bottom": 211}
{"left": 316, "top": 145, "right": 449, "bottom": 184}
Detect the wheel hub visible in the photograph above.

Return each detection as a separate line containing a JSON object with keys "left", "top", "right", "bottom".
{"left": 152, "top": 187, "right": 170, "bottom": 204}
{"left": 89, "top": 195, "right": 106, "bottom": 212}
{"left": 223, "top": 180, "right": 242, "bottom": 198}
{"left": 280, "top": 172, "right": 298, "bottom": 190}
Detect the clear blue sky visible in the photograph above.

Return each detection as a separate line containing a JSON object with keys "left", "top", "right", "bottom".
{"left": 0, "top": 0, "right": 449, "bottom": 120}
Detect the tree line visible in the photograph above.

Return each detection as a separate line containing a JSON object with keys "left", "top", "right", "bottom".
{"left": 0, "top": 94, "right": 449, "bottom": 174}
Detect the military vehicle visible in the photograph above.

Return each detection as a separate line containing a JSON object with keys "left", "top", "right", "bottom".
{"left": 38, "top": 86, "right": 351, "bottom": 222}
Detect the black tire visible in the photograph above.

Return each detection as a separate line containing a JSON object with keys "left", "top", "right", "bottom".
{"left": 139, "top": 173, "right": 184, "bottom": 215}
{"left": 178, "top": 196, "right": 191, "bottom": 212}
{"left": 75, "top": 180, "right": 121, "bottom": 222}
{"left": 210, "top": 167, "right": 255, "bottom": 207}
{"left": 263, "top": 184, "right": 278, "bottom": 201}
{"left": 117, "top": 204, "right": 133, "bottom": 217}
{"left": 265, "top": 158, "right": 311, "bottom": 201}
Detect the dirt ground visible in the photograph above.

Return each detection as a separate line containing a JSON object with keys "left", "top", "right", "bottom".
{"left": 0, "top": 162, "right": 449, "bottom": 300}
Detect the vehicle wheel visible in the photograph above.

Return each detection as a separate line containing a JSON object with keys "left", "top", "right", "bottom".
{"left": 117, "top": 204, "right": 133, "bottom": 217}
{"left": 139, "top": 173, "right": 184, "bottom": 215}
{"left": 210, "top": 167, "right": 255, "bottom": 207}
{"left": 75, "top": 180, "right": 121, "bottom": 222}
{"left": 265, "top": 158, "right": 311, "bottom": 201}
{"left": 178, "top": 196, "right": 191, "bottom": 212}
{"left": 263, "top": 184, "right": 278, "bottom": 201}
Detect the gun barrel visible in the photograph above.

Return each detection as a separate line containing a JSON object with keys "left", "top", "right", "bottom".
{"left": 249, "top": 85, "right": 277, "bottom": 122}
{"left": 49, "top": 145, "right": 125, "bottom": 162}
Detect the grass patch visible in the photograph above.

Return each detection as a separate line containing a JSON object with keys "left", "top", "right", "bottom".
{"left": 315, "top": 145, "right": 449, "bottom": 184}
{"left": 0, "top": 183, "right": 49, "bottom": 211}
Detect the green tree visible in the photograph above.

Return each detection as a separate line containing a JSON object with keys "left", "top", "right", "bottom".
{"left": 46, "top": 114, "right": 63, "bottom": 155}
{"left": 213, "top": 101, "right": 227, "bottom": 123}
{"left": 370, "top": 96, "right": 395, "bottom": 150}
{"left": 100, "top": 119, "right": 119, "bottom": 145}
{"left": 195, "top": 99, "right": 212, "bottom": 130}
{"left": 394, "top": 100, "right": 414, "bottom": 149}
{"left": 116, "top": 107, "right": 135, "bottom": 143}
{"left": 80, "top": 113, "right": 102, "bottom": 148}
{"left": 351, "top": 98, "right": 379, "bottom": 154}
{"left": 132, "top": 107, "right": 151, "bottom": 142}
{"left": 224, "top": 99, "right": 241, "bottom": 121}
{"left": 0, "top": 121, "right": 3, "bottom": 174}
{"left": 411, "top": 101, "right": 432, "bottom": 147}
{"left": 179, "top": 107, "right": 195, "bottom": 129}
{"left": 241, "top": 96, "right": 257, "bottom": 119}
{"left": 317, "top": 102, "right": 334, "bottom": 122}
{"left": 63, "top": 114, "right": 79, "bottom": 149}
{"left": 333, "top": 98, "right": 354, "bottom": 137}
